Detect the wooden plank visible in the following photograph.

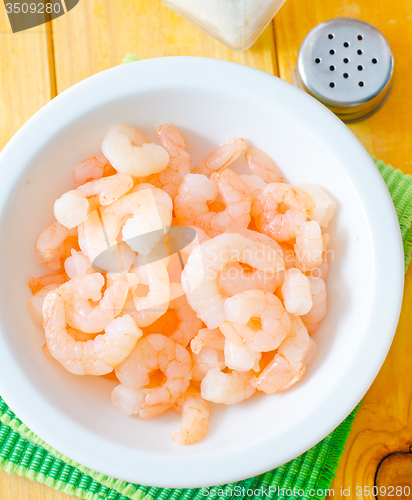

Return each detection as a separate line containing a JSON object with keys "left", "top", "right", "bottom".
{"left": 0, "top": 7, "right": 71, "bottom": 500}
{"left": 0, "top": 9, "right": 53, "bottom": 150}
{"left": 0, "top": 469, "right": 76, "bottom": 500}
{"left": 51, "top": 0, "right": 278, "bottom": 93}
{"left": 274, "top": 0, "right": 412, "bottom": 171}
{"left": 274, "top": 1, "right": 412, "bottom": 498}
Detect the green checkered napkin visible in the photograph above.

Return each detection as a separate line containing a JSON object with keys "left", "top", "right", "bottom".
{"left": 0, "top": 160, "right": 410, "bottom": 500}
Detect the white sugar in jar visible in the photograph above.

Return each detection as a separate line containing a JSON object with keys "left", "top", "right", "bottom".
{"left": 162, "top": 0, "right": 287, "bottom": 51}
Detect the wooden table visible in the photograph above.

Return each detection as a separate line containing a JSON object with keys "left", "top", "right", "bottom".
{"left": 1, "top": 0, "right": 411, "bottom": 498}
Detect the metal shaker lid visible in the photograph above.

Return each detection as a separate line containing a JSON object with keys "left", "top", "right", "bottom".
{"left": 294, "top": 18, "right": 394, "bottom": 122}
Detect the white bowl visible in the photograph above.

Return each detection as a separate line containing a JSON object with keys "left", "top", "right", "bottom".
{"left": 0, "top": 57, "right": 404, "bottom": 488}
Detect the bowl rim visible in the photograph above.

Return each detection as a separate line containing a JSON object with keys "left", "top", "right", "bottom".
{"left": 0, "top": 56, "right": 404, "bottom": 488}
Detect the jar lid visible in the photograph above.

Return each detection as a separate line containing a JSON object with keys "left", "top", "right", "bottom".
{"left": 294, "top": 18, "right": 394, "bottom": 122}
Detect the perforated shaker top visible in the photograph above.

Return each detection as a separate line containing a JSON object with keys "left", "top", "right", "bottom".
{"left": 295, "top": 18, "right": 394, "bottom": 122}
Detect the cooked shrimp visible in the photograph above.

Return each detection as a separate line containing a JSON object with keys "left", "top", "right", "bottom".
{"left": 192, "top": 347, "right": 225, "bottom": 382}
{"left": 126, "top": 259, "right": 170, "bottom": 327}
{"left": 245, "top": 147, "right": 283, "bottom": 183}
{"left": 224, "top": 339, "right": 261, "bottom": 372}
{"left": 192, "top": 138, "right": 247, "bottom": 176}
{"left": 111, "top": 385, "right": 144, "bottom": 416}
{"left": 28, "top": 272, "right": 67, "bottom": 295}
{"left": 278, "top": 314, "right": 310, "bottom": 363}
{"left": 253, "top": 315, "right": 309, "bottom": 394}
{"left": 308, "top": 234, "right": 331, "bottom": 281}
{"left": 144, "top": 124, "right": 191, "bottom": 199}
{"left": 181, "top": 233, "right": 284, "bottom": 329}
{"left": 298, "top": 184, "right": 337, "bottom": 228}
{"left": 220, "top": 290, "right": 290, "bottom": 352}
{"left": 267, "top": 209, "right": 306, "bottom": 242}
{"left": 294, "top": 221, "right": 323, "bottom": 272}
{"left": 73, "top": 153, "right": 116, "bottom": 188}
{"left": 281, "top": 268, "right": 312, "bottom": 315}
{"left": 301, "top": 276, "right": 327, "bottom": 334}
{"left": 102, "top": 125, "right": 169, "bottom": 177}
{"left": 190, "top": 328, "right": 225, "bottom": 355}
{"left": 64, "top": 250, "right": 92, "bottom": 278}
{"left": 28, "top": 284, "right": 61, "bottom": 325}
{"left": 54, "top": 174, "right": 133, "bottom": 229}
{"left": 201, "top": 368, "right": 255, "bottom": 404}
{"left": 304, "top": 338, "right": 319, "bottom": 365}
{"left": 36, "top": 222, "right": 78, "bottom": 270}
{"left": 253, "top": 183, "right": 315, "bottom": 238}
{"left": 240, "top": 174, "right": 267, "bottom": 200}
{"left": 217, "top": 229, "right": 284, "bottom": 295}
{"left": 174, "top": 170, "right": 251, "bottom": 237}
{"left": 43, "top": 288, "right": 142, "bottom": 375}
{"left": 279, "top": 243, "right": 296, "bottom": 270}
{"left": 114, "top": 334, "right": 192, "bottom": 418}
{"left": 82, "top": 185, "right": 172, "bottom": 263}
{"left": 61, "top": 272, "right": 130, "bottom": 334}
{"left": 144, "top": 283, "right": 202, "bottom": 346}
{"left": 172, "top": 387, "right": 210, "bottom": 445}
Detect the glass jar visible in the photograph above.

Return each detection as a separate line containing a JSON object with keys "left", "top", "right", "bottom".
{"left": 162, "top": 0, "right": 287, "bottom": 51}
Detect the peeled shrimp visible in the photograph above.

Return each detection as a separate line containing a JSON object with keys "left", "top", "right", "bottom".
{"left": 266, "top": 209, "right": 306, "bottom": 243}
{"left": 298, "top": 184, "right": 337, "bottom": 228}
{"left": 224, "top": 339, "right": 261, "bottom": 372}
{"left": 54, "top": 174, "right": 133, "bottom": 229}
{"left": 181, "top": 233, "right": 284, "bottom": 329}
{"left": 281, "top": 268, "right": 312, "bottom": 315}
{"left": 43, "top": 287, "right": 142, "bottom": 375}
{"left": 301, "top": 276, "right": 327, "bottom": 334}
{"left": 114, "top": 334, "right": 192, "bottom": 418}
{"left": 73, "top": 153, "right": 116, "bottom": 188}
{"left": 174, "top": 170, "right": 251, "bottom": 237}
{"left": 192, "top": 138, "right": 247, "bottom": 176}
{"left": 61, "top": 272, "right": 130, "bottom": 334}
{"left": 307, "top": 234, "right": 331, "bottom": 281}
{"left": 294, "top": 221, "right": 323, "bottom": 272}
{"left": 201, "top": 368, "right": 255, "bottom": 404}
{"left": 144, "top": 124, "right": 191, "bottom": 199}
{"left": 172, "top": 387, "right": 210, "bottom": 445}
{"left": 144, "top": 283, "right": 202, "bottom": 346}
{"left": 245, "top": 147, "right": 283, "bottom": 183}
{"left": 217, "top": 228, "right": 284, "bottom": 295}
{"left": 190, "top": 328, "right": 226, "bottom": 355}
{"left": 36, "top": 222, "right": 78, "bottom": 270}
{"left": 192, "top": 347, "right": 225, "bottom": 382}
{"left": 253, "top": 315, "right": 310, "bottom": 394}
{"left": 253, "top": 183, "right": 315, "bottom": 239}
{"left": 125, "top": 258, "right": 169, "bottom": 327}
{"left": 220, "top": 290, "right": 290, "bottom": 352}
{"left": 64, "top": 250, "right": 92, "bottom": 278}
{"left": 102, "top": 125, "right": 169, "bottom": 177}
{"left": 82, "top": 185, "right": 172, "bottom": 263}
{"left": 28, "top": 272, "right": 67, "bottom": 295}
{"left": 28, "top": 284, "right": 61, "bottom": 325}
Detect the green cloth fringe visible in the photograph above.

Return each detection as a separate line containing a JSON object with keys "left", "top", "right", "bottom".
{"left": 0, "top": 160, "right": 410, "bottom": 500}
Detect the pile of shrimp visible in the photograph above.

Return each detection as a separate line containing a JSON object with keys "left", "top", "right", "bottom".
{"left": 28, "top": 123, "right": 337, "bottom": 445}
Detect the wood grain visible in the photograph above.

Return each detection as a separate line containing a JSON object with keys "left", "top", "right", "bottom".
{"left": 274, "top": 0, "right": 412, "bottom": 171}
{"left": 274, "top": 0, "right": 412, "bottom": 497}
{"left": 51, "top": 0, "right": 278, "bottom": 93}
{"left": 0, "top": 469, "right": 76, "bottom": 500}
{"left": 0, "top": 9, "right": 53, "bottom": 150}
{"left": 0, "top": 11, "right": 72, "bottom": 499}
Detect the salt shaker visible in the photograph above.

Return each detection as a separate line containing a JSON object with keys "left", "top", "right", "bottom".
{"left": 162, "top": 0, "right": 287, "bottom": 51}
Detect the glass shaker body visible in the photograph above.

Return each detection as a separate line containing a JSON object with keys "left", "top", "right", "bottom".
{"left": 162, "top": 0, "right": 287, "bottom": 51}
